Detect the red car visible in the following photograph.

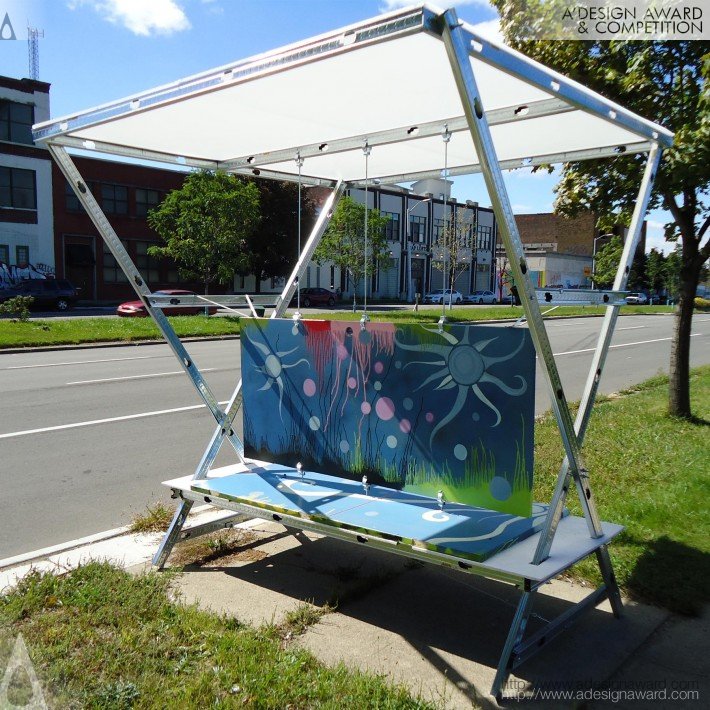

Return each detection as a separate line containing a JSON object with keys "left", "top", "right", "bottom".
{"left": 116, "top": 289, "right": 217, "bottom": 317}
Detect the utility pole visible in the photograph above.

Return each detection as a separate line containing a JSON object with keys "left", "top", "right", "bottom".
{"left": 27, "top": 26, "right": 44, "bottom": 80}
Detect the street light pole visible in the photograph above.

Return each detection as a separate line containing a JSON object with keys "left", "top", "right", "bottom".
{"left": 405, "top": 193, "right": 432, "bottom": 302}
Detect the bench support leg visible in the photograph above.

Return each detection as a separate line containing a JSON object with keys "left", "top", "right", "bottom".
{"left": 491, "top": 590, "right": 535, "bottom": 700}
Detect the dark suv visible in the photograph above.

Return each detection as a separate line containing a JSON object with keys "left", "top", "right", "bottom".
{"left": 1, "top": 279, "right": 79, "bottom": 311}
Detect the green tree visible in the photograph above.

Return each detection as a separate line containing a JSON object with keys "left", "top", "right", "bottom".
{"left": 237, "top": 181, "right": 317, "bottom": 293}
{"left": 492, "top": 1, "right": 710, "bottom": 417}
{"left": 432, "top": 210, "right": 476, "bottom": 309}
{"left": 313, "top": 196, "right": 390, "bottom": 310}
{"left": 148, "top": 171, "right": 260, "bottom": 296}
{"left": 646, "top": 248, "right": 667, "bottom": 296}
{"left": 592, "top": 236, "right": 623, "bottom": 289}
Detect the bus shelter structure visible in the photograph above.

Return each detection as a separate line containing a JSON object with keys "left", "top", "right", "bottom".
{"left": 34, "top": 4, "right": 671, "bottom": 698}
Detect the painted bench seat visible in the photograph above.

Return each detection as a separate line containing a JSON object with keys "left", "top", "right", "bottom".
{"left": 191, "top": 463, "right": 564, "bottom": 562}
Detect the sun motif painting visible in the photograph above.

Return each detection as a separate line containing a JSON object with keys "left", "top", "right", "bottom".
{"left": 241, "top": 318, "right": 536, "bottom": 517}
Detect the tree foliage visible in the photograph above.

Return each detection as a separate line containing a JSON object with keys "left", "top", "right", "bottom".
{"left": 148, "top": 171, "right": 260, "bottom": 292}
{"left": 492, "top": 0, "right": 710, "bottom": 417}
{"left": 313, "top": 196, "right": 390, "bottom": 306}
{"left": 432, "top": 210, "right": 477, "bottom": 308}
{"left": 592, "top": 236, "right": 623, "bottom": 289}
{"left": 237, "top": 181, "right": 317, "bottom": 293}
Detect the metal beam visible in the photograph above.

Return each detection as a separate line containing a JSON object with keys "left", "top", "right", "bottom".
{"left": 455, "top": 25, "right": 673, "bottom": 148}
{"left": 350, "top": 141, "right": 654, "bottom": 187}
{"left": 532, "top": 145, "right": 661, "bottom": 564}
{"left": 441, "top": 11, "right": 603, "bottom": 543}
{"left": 48, "top": 144, "right": 247, "bottom": 465}
{"left": 220, "top": 98, "right": 574, "bottom": 170}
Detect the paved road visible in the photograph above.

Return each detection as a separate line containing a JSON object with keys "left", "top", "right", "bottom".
{"left": 1, "top": 313, "right": 708, "bottom": 559}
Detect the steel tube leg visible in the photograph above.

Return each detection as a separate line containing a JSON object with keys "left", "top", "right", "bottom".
{"left": 531, "top": 146, "right": 661, "bottom": 564}
{"left": 491, "top": 591, "right": 535, "bottom": 699}
{"left": 152, "top": 181, "right": 346, "bottom": 567}
{"left": 153, "top": 499, "right": 194, "bottom": 568}
{"left": 596, "top": 545, "right": 623, "bottom": 618}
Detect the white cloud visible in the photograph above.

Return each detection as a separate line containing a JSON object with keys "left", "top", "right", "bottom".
{"left": 470, "top": 18, "right": 503, "bottom": 43}
{"left": 645, "top": 220, "right": 675, "bottom": 255}
{"left": 69, "top": 0, "right": 191, "bottom": 36}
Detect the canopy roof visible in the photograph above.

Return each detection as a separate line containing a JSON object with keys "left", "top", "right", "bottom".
{"left": 34, "top": 4, "right": 672, "bottom": 186}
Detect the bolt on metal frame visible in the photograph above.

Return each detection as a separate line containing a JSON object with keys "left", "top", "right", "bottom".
{"left": 39, "top": 4, "right": 668, "bottom": 698}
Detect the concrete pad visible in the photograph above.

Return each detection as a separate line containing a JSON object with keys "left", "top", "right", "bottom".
{"left": 297, "top": 562, "right": 668, "bottom": 709}
{"left": 174, "top": 525, "right": 408, "bottom": 627}
{"left": 590, "top": 606, "right": 709, "bottom": 710}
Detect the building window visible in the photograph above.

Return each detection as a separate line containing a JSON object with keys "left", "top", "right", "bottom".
{"left": 136, "top": 188, "right": 160, "bottom": 217}
{"left": 65, "top": 181, "right": 86, "bottom": 213}
{"left": 0, "top": 167, "right": 37, "bottom": 209}
{"left": 410, "top": 215, "right": 426, "bottom": 243}
{"left": 103, "top": 243, "right": 128, "bottom": 283}
{"left": 0, "top": 244, "right": 8, "bottom": 263}
{"left": 16, "top": 245, "right": 29, "bottom": 265}
{"left": 477, "top": 225, "right": 492, "bottom": 251}
{"left": 382, "top": 211, "right": 400, "bottom": 241}
{"left": 135, "top": 241, "right": 160, "bottom": 284}
{"left": 101, "top": 183, "right": 128, "bottom": 215}
{"left": 0, "top": 100, "right": 34, "bottom": 145}
{"left": 433, "top": 218, "right": 445, "bottom": 243}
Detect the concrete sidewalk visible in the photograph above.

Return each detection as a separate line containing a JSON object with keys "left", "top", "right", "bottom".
{"left": 1, "top": 516, "right": 706, "bottom": 709}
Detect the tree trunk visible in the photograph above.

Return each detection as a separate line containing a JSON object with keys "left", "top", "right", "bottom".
{"left": 669, "top": 256, "right": 700, "bottom": 418}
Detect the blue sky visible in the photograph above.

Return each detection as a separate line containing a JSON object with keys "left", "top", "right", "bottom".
{"left": 1, "top": 0, "right": 672, "bottom": 252}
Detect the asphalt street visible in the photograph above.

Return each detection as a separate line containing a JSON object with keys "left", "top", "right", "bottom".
{"left": 1, "top": 312, "right": 708, "bottom": 559}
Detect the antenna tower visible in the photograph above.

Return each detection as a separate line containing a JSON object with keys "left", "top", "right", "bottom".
{"left": 27, "top": 26, "right": 44, "bottom": 80}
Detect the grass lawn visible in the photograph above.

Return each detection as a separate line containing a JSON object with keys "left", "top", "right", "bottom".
{"left": 0, "top": 564, "right": 433, "bottom": 709}
{"left": 0, "top": 315, "right": 241, "bottom": 348}
{"left": 534, "top": 366, "right": 710, "bottom": 615}
{"left": 0, "top": 305, "right": 672, "bottom": 348}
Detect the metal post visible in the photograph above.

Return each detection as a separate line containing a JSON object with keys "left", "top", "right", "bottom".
{"left": 491, "top": 590, "right": 535, "bottom": 699}
{"left": 532, "top": 146, "right": 661, "bottom": 564}
{"left": 441, "top": 12, "right": 602, "bottom": 540}
{"left": 48, "top": 144, "right": 246, "bottom": 464}
{"left": 153, "top": 180, "right": 345, "bottom": 568}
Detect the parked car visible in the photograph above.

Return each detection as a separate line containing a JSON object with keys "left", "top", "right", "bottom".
{"left": 289, "top": 287, "right": 338, "bottom": 308}
{"left": 0, "top": 278, "right": 79, "bottom": 311}
{"left": 464, "top": 289, "right": 497, "bottom": 305}
{"left": 625, "top": 292, "right": 649, "bottom": 305}
{"left": 423, "top": 289, "right": 463, "bottom": 305}
{"left": 117, "top": 289, "right": 217, "bottom": 317}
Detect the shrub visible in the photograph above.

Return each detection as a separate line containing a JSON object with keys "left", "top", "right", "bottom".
{"left": 0, "top": 295, "right": 34, "bottom": 321}
{"left": 694, "top": 297, "right": 710, "bottom": 311}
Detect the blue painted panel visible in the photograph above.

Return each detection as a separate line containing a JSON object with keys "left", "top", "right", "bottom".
{"left": 194, "top": 465, "right": 554, "bottom": 562}
{"left": 241, "top": 318, "right": 536, "bottom": 517}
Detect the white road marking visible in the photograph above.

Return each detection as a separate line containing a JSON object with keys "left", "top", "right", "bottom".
{"left": 554, "top": 333, "right": 701, "bottom": 357}
{"left": 66, "top": 368, "right": 215, "bottom": 385}
{"left": 0, "top": 400, "right": 230, "bottom": 440}
{"left": 3, "top": 355, "right": 162, "bottom": 370}
{"left": 617, "top": 326, "right": 646, "bottom": 331}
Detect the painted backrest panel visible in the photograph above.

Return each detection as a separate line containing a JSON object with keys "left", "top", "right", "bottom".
{"left": 241, "top": 318, "right": 536, "bottom": 517}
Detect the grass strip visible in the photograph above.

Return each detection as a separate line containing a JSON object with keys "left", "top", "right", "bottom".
{"left": 0, "top": 315, "right": 241, "bottom": 348}
{"left": 0, "top": 563, "right": 434, "bottom": 709}
{"left": 533, "top": 366, "right": 710, "bottom": 615}
{"left": 0, "top": 305, "right": 673, "bottom": 348}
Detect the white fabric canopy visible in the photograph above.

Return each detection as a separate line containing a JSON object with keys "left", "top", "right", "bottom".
{"left": 34, "top": 4, "right": 672, "bottom": 183}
